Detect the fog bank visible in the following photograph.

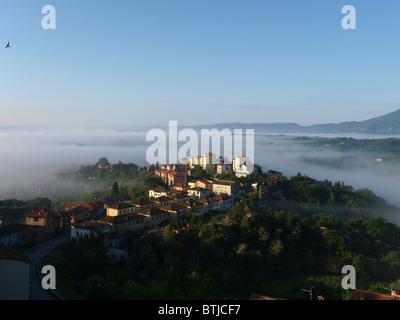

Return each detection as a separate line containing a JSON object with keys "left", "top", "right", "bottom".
{"left": 1, "top": 128, "right": 399, "bottom": 218}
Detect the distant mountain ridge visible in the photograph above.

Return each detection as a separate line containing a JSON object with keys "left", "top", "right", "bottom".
{"left": 193, "top": 109, "right": 400, "bottom": 135}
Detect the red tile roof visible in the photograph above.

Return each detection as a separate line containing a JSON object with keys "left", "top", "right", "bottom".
{"left": 65, "top": 202, "right": 93, "bottom": 211}
{"left": 168, "top": 171, "right": 184, "bottom": 177}
{"left": 0, "top": 242, "right": 33, "bottom": 264}
{"left": 352, "top": 289, "right": 400, "bottom": 300}
{"left": 107, "top": 202, "right": 133, "bottom": 210}
{"left": 136, "top": 208, "right": 166, "bottom": 216}
{"left": 159, "top": 204, "right": 187, "bottom": 212}
{"left": 24, "top": 208, "right": 60, "bottom": 218}
{"left": 73, "top": 220, "right": 108, "bottom": 230}
{"left": 248, "top": 293, "right": 288, "bottom": 300}
{"left": 130, "top": 199, "right": 156, "bottom": 206}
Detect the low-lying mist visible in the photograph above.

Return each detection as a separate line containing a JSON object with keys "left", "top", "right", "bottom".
{"left": 1, "top": 127, "right": 400, "bottom": 224}
{"left": 0, "top": 128, "right": 149, "bottom": 199}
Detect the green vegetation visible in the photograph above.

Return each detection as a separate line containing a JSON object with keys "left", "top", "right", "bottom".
{"left": 59, "top": 158, "right": 164, "bottom": 203}
{"left": 254, "top": 172, "right": 397, "bottom": 221}
{"left": 45, "top": 166, "right": 400, "bottom": 300}
{"left": 4, "top": 157, "right": 400, "bottom": 299}
{"left": 0, "top": 197, "right": 52, "bottom": 224}
{"left": 46, "top": 201, "right": 400, "bottom": 300}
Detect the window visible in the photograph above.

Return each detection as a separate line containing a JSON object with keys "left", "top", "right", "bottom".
{"left": 34, "top": 217, "right": 39, "bottom": 222}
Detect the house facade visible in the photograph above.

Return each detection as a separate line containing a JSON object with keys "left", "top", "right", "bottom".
{"left": 212, "top": 179, "right": 239, "bottom": 197}
{"left": 106, "top": 202, "right": 136, "bottom": 217}
{"left": 0, "top": 243, "right": 33, "bottom": 300}
{"left": 24, "top": 208, "right": 61, "bottom": 241}
{"left": 0, "top": 224, "right": 31, "bottom": 247}
{"left": 71, "top": 220, "right": 111, "bottom": 239}
{"left": 155, "top": 169, "right": 186, "bottom": 186}
{"left": 100, "top": 213, "right": 146, "bottom": 232}
{"left": 135, "top": 208, "right": 168, "bottom": 228}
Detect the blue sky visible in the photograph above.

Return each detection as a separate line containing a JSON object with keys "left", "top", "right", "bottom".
{"left": 0, "top": 0, "right": 400, "bottom": 127}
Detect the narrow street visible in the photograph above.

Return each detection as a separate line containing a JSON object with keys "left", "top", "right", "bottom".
{"left": 24, "top": 231, "right": 70, "bottom": 300}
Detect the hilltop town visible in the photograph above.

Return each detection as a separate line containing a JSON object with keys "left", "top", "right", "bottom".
{"left": 3, "top": 154, "right": 400, "bottom": 301}
{"left": 0, "top": 153, "right": 263, "bottom": 251}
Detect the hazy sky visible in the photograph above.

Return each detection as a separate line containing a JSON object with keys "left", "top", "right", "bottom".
{"left": 1, "top": 0, "right": 400, "bottom": 128}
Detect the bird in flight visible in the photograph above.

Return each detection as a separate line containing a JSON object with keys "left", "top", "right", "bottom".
{"left": 5, "top": 41, "right": 10, "bottom": 48}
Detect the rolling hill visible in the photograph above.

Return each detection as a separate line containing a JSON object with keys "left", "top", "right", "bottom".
{"left": 192, "top": 109, "right": 400, "bottom": 135}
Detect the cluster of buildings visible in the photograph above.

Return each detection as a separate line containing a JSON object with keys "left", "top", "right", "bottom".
{"left": 0, "top": 159, "right": 243, "bottom": 299}
{"left": 0, "top": 196, "right": 118, "bottom": 248}
{"left": 156, "top": 152, "right": 255, "bottom": 178}
{"left": 0, "top": 175, "right": 239, "bottom": 250}
{"left": 73, "top": 178, "right": 237, "bottom": 237}
{"left": 1, "top": 151, "right": 258, "bottom": 251}
{"left": 187, "top": 153, "right": 254, "bottom": 177}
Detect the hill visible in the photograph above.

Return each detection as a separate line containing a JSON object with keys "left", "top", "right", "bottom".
{"left": 183, "top": 109, "right": 400, "bottom": 135}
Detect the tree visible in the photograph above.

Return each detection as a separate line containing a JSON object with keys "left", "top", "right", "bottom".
{"left": 312, "top": 214, "right": 341, "bottom": 230}
{"left": 96, "top": 157, "right": 110, "bottom": 167}
{"left": 270, "top": 239, "right": 283, "bottom": 256}
{"left": 52, "top": 199, "right": 67, "bottom": 212}
{"left": 111, "top": 182, "right": 119, "bottom": 197}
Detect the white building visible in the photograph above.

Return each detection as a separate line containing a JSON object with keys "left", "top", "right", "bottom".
{"left": 71, "top": 221, "right": 110, "bottom": 238}
{"left": 216, "top": 163, "right": 233, "bottom": 174}
{"left": 233, "top": 155, "right": 254, "bottom": 177}
{"left": 149, "top": 187, "right": 167, "bottom": 198}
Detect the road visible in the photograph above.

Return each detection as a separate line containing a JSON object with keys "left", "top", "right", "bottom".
{"left": 24, "top": 231, "right": 71, "bottom": 300}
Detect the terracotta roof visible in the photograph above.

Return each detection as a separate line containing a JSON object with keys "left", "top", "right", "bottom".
{"left": 184, "top": 200, "right": 203, "bottom": 208}
{"left": 173, "top": 184, "right": 189, "bottom": 188}
{"left": 95, "top": 196, "right": 118, "bottom": 206}
{"left": 211, "top": 195, "right": 233, "bottom": 201}
{"left": 65, "top": 202, "right": 93, "bottom": 211}
{"left": 0, "top": 242, "right": 33, "bottom": 264}
{"left": 212, "top": 180, "right": 236, "bottom": 186}
{"left": 352, "top": 289, "right": 399, "bottom": 300}
{"left": 152, "top": 196, "right": 174, "bottom": 202}
{"left": 155, "top": 169, "right": 170, "bottom": 174}
{"left": 73, "top": 220, "right": 108, "bottom": 230}
{"left": 146, "top": 229, "right": 163, "bottom": 234}
{"left": 68, "top": 206, "right": 90, "bottom": 215}
{"left": 159, "top": 204, "right": 187, "bottom": 212}
{"left": 198, "top": 179, "right": 213, "bottom": 184}
{"left": 107, "top": 202, "right": 133, "bottom": 210}
{"left": 168, "top": 171, "right": 184, "bottom": 177}
{"left": 130, "top": 199, "right": 156, "bottom": 206}
{"left": 208, "top": 197, "right": 221, "bottom": 203}
{"left": 136, "top": 208, "right": 166, "bottom": 216}
{"left": 196, "top": 198, "right": 211, "bottom": 204}
{"left": 24, "top": 208, "right": 60, "bottom": 218}
{"left": 248, "top": 293, "right": 288, "bottom": 300}
{"left": 101, "top": 213, "right": 145, "bottom": 225}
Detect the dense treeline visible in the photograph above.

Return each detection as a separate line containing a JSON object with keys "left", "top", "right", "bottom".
{"left": 76, "top": 158, "right": 163, "bottom": 202}
{"left": 4, "top": 157, "right": 400, "bottom": 300}
{"left": 0, "top": 197, "right": 52, "bottom": 223}
{"left": 47, "top": 193, "right": 400, "bottom": 300}
{"left": 44, "top": 163, "right": 400, "bottom": 300}
{"left": 244, "top": 173, "right": 399, "bottom": 223}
